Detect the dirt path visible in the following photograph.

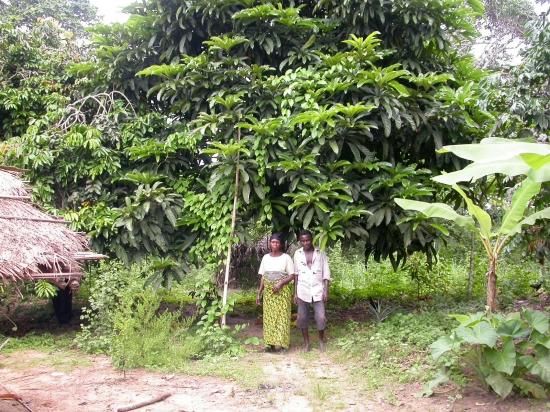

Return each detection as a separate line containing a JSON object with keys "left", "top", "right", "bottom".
{"left": 1, "top": 349, "right": 547, "bottom": 412}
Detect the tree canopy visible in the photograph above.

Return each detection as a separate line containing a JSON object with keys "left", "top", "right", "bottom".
{"left": 1, "top": 0, "right": 528, "bottom": 272}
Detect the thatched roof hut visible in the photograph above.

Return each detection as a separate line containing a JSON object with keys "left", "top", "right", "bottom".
{"left": 0, "top": 167, "right": 103, "bottom": 287}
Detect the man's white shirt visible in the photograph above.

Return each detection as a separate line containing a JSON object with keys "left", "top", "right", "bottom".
{"left": 293, "top": 247, "right": 331, "bottom": 303}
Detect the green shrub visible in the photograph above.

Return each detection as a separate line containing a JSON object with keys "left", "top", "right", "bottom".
{"left": 76, "top": 260, "right": 254, "bottom": 362}
{"left": 336, "top": 311, "right": 453, "bottom": 355}
{"left": 430, "top": 309, "right": 550, "bottom": 399}
{"left": 111, "top": 289, "right": 202, "bottom": 369}
{"left": 75, "top": 260, "right": 149, "bottom": 353}
{"left": 192, "top": 265, "right": 257, "bottom": 357}
{"left": 329, "top": 245, "right": 463, "bottom": 305}
{"left": 328, "top": 243, "right": 541, "bottom": 307}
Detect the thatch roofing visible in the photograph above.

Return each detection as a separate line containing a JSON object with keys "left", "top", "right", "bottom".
{"left": 0, "top": 167, "right": 103, "bottom": 283}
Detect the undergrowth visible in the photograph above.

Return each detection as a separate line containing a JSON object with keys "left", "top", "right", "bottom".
{"left": 332, "top": 309, "right": 460, "bottom": 389}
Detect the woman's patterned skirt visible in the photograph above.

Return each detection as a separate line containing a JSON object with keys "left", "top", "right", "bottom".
{"left": 262, "top": 278, "right": 292, "bottom": 348}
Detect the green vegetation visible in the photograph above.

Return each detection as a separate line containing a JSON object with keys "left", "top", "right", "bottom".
{"left": 0, "top": 0, "right": 549, "bottom": 405}
{"left": 431, "top": 309, "right": 550, "bottom": 399}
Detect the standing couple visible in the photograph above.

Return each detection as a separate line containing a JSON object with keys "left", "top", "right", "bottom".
{"left": 256, "top": 230, "right": 331, "bottom": 352}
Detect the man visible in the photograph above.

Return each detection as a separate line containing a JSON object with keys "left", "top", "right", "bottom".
{"left": 293, "top": 230, "right": 331, "bottom": 352}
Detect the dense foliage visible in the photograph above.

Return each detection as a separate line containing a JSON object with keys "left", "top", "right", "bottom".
{"left": 2, "top": 0, "right": 498, "bottom": 271}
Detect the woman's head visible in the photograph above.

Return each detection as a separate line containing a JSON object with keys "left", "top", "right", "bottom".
{"left": 270, "top": 232, "right": 285, "bottom": 253}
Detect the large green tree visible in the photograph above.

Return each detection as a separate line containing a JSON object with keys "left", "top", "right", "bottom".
{"left": 5, "top": 0, "right": 497, "bottom": 271}
{"left": 0, "top": 0, "right": 96, "bottom": 140}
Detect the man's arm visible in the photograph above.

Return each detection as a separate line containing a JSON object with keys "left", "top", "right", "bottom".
{"left": 322, "top": 252, "right": 331, "bottom": 302}
{"left": 322, "top": 279, "right": 330, "bottom": 302}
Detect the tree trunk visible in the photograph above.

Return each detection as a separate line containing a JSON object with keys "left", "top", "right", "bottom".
{"left": 486, "top": 258, "right": 498, "bottom": 312}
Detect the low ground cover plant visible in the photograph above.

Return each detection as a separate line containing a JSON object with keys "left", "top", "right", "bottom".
{"left": 430, "top": 309, "right": 550, "bottom": 399}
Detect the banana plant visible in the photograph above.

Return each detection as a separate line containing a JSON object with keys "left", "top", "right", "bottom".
{"left": 396, "top": 138, "right": 550, "bottom": 311}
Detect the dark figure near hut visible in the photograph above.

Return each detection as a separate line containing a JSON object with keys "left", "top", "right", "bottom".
{"left": 293, "top": 230, "right": 331, "bottom": 352}
{"left": 52, "top": 280, "right": 79, "bottom": 324}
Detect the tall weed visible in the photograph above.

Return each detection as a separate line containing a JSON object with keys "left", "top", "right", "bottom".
{"left": 111, "top": 290, "right": 202, "bottom": 369}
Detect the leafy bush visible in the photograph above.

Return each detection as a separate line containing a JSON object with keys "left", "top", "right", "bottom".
{"left": 329, "top": 244, "right": 463, "bottom": 306}
{"left": 430, "top": 309, "right": 550, "bottom": 399}
{"left": 75, "top": 260, "right": 149, "bottom": 353}
{"left": 76, "top": 260, "right": 253, "bottom": 362}
{"left": 111, "top": 289, "right": 202, "bottom": 369}
{"left": 192, "top": 265, "right": 257, "bottom": 357}
{"left": 329, "top": 241, "right": 541, "bottom": 310}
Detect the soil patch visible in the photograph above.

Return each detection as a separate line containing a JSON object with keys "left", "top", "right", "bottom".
{"left": 1, "top": 350, "right": 548, "bottom": 412}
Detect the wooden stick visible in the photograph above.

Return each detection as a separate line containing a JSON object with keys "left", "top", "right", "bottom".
{"left": 116, "top": 393, "right": 172, "bottom": 412}
{"left": 0, "top": 216, "right": 69, "bottom": 224}
{"left": 221, "top": 127, "right": 241, "bottom": 326}
{"left": 0, "top": 195, "right": 31, "bottom": 200}
{"left": 30, "top": 272, "right": 82, "bottom": 279}
{"left": 0, "top": 166, "right": 27, "bottom": 173}
{"left": 0, "top": 383, "right": 34, "bottom": 412}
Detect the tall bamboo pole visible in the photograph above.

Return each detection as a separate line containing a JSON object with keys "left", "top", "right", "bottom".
{"left": 221, "top": 128, "right": 241, "bottom": 326}
{"left": 467, "top": 232, "right": 475, "bottom": 298}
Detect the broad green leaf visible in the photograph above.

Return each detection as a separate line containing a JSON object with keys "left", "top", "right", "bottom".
{"left": 303, "top": 208, "right": 314, "bottom": 229}
{"left": 528, "top": 355, "right": 550, "bottom": 383}
{"left": 532, "top": 331, "right": 550, "bottom": 349}
{"left": 513, "top": 378, "right": 547, "bottom": 399}
{"left": 521, "top": 153, "right": 550, "bottom": 182}
{"left": 486, "top": 339, "right": 516, "bottom": 375}
{"left": 394, "top": 198, "right": 474, "bottom": 229}
{"left": 253, "top": 184, "right": 265, "bottom": 200}
{"left": 433, "top": 157, "right": 530, "bottom": 185}
{"left": 419, "top": 368, "right": 449, "bottom": 397}
{"left": 523, "top": 310, "right": 549, "bottom": 334}
{"left": 429, "top": 223, "right": 449, "bottom": 236}
{"left": 449, "top": 312, "right": 484, "bottom": 326}
{"left": 242, "top": 182, "right": 251, "bottom": 204}
{"left": 508, "top": 207, "right": 550, "bottom": 236}
{"left": 500, "top": 179, "right": 541, "bottom": 235}
{"left": 519, "top": 355, "right": 535, "bottom": 369}
{"left": 430, "top": 335, "right": 458, "bottom": 360}
{"left": 455, "top": 321, "right": 498, "bottom": 347}
{"left": 496, "top": 319, "right": 529, "bottom": 338}
{"left": 437, "top": 138, "right": 550, "bottom": 162}
{"left": 466, "top": 0, "right": 485, "bottom": 14}
{"left": 452, "top": 185, "right": 492, "bottom": 239}
{"left": 486, "top": 372, "right": 514, "bottom": 398}
{"left": 389, "top": 81, "right": 410, "bottom": 96}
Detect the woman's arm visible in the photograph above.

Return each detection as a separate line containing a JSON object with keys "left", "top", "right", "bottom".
{"left": 256, "top": 277, "right": 264, "bottom": 305}
{"left": 273, "top": 274, "right": 294, "bottom": 293}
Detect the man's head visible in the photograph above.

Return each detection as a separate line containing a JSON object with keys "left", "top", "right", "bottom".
{"left": 298, "top": 230, "right": 314, "bottom": 251}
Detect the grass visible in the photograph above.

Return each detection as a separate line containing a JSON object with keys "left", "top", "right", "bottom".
{"left": 1, "top": 331, "right": 75, "bottom": 353}
{"left": 177, "top": 353, "right": 265, "bottom": 389}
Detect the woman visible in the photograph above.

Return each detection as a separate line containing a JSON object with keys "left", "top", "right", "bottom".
{"left": 256, "top": 233, "right": 295, "bottom": 352}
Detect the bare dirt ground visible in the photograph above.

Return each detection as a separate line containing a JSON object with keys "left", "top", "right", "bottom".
{"left": 1, "top": 301, "right": 548, "bottom": 411}
{"left": 1, "top": 346, "right": 548, "bottom": 412}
